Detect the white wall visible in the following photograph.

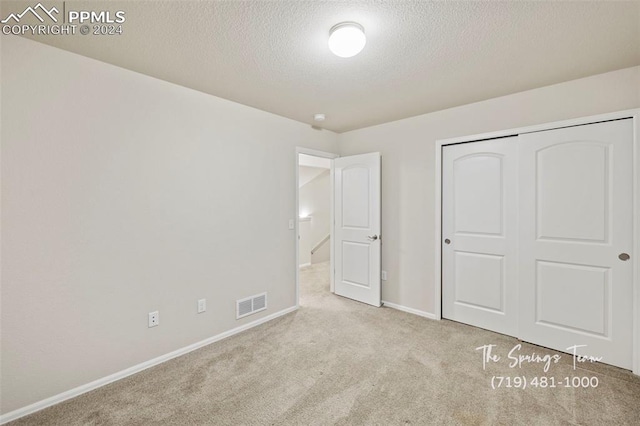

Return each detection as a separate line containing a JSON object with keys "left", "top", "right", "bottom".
{"left": 298, "top": 169, "right": 330, "bottom": 264}
{"left": 298, "top": 218, "right": 312, "bottom": 266}
{"left": 0, "top": 37, "right": 338, "bottom": 415}
{"left": 311, "top": 238, "right": 330, "bottom": 265}
{"left": 298, "top": 165, "right": 326, "bottom": 188}
{"left": 338, "top": 66, "right": 640, "bottom": 315}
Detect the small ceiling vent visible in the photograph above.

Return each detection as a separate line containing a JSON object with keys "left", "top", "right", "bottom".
{"left": 236, "top": 292, "right": 267, "bottom": 319}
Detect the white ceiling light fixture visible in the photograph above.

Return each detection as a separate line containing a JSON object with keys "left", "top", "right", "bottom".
{"left": 314, "top": 113, "right": 326, "bottom": 122}
{"left": 328, "top": 22, "right": 366, "bottom": 58}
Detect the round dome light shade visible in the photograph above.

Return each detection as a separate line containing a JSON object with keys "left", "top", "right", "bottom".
{"left": 328, "top": 22, "right": 366, "bottom": 58}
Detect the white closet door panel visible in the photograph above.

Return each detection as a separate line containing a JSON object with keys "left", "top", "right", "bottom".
{"left": 442, "top": 137, "right": 518, "bottom": 336}
{"left": 518, "top": 119, "right": 633, "bottom": 369}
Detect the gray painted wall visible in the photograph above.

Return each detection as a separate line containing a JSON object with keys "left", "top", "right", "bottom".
{"left": 0, "top": 36, "right": 338, "bottom": 414}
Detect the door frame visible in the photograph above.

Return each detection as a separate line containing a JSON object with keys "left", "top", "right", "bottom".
{"left": 434, "top": 108, "right": 640, "bottom": 374}
{"left": 295, "top": 147, "right": 339, "bottom": 308}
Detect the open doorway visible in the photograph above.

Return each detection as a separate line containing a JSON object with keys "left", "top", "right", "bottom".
{"left": 295, "top": 148, "right": 338, "bottom": 307}
{"left": 295, "top": 148, "right": 382, "bottom": 308}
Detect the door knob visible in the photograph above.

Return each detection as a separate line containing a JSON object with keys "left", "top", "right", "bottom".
{"left": 367, "top": 235, "right": 378, "bottom": 241}
{"left": 444, "top": 239, "right": 451, "bottom": 245}
{"left": 619, "top": 253, "right": 630, "bottom": 261}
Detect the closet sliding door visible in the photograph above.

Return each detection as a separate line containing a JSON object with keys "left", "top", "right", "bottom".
{"left": 442, "top": 137, "right": 519, "bottom": 337}
{"left": 441, "top": 118, "right": 634, "bottom": 370}
{"left": 518, "top": 119, "right": 633, "bottom": 369}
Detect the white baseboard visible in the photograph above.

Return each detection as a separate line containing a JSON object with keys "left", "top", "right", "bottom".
{"left": 299, "top": 263, "right": 311, "bottom": 268}
{"left": 382, "top": 300, "right": 437, "bottom": 320}
{"left": 0, "top": 305, "right": 298, "bottom": 425}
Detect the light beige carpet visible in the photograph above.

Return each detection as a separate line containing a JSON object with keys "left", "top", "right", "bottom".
{"left": 10, "top": 261, "right": 640, "bottom": 425}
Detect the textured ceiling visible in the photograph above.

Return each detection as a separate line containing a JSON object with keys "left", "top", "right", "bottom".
{"left": 3, "top": 1, "right": 640, "bottom": 132}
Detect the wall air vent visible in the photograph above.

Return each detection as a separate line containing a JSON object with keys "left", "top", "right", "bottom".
{"left": 236, "top": 292, "right": 267, "bottom": 319}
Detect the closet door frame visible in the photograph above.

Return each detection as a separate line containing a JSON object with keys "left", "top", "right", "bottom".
{"left": 434, "top": 109, "right": 640, "bottom": 375}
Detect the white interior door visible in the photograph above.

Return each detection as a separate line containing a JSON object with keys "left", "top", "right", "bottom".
{"left": 518, "top": 119, "right": 633, "bottom": 369}
{"left": 334, "top": 153, "right": 381, "bottom": 307}
{"left": 442, "top": 138, "right": 519, "bottom": 336}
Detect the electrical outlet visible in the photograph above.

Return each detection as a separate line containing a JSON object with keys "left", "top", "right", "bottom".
{"left": 197, "top": 299, "right": 206, "bottom": 313}
{"left": 381, "top": 270, "right": 388, "bottom": 281}
{"left": 148, "top": 311, "right": 159, "bottom": 328}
